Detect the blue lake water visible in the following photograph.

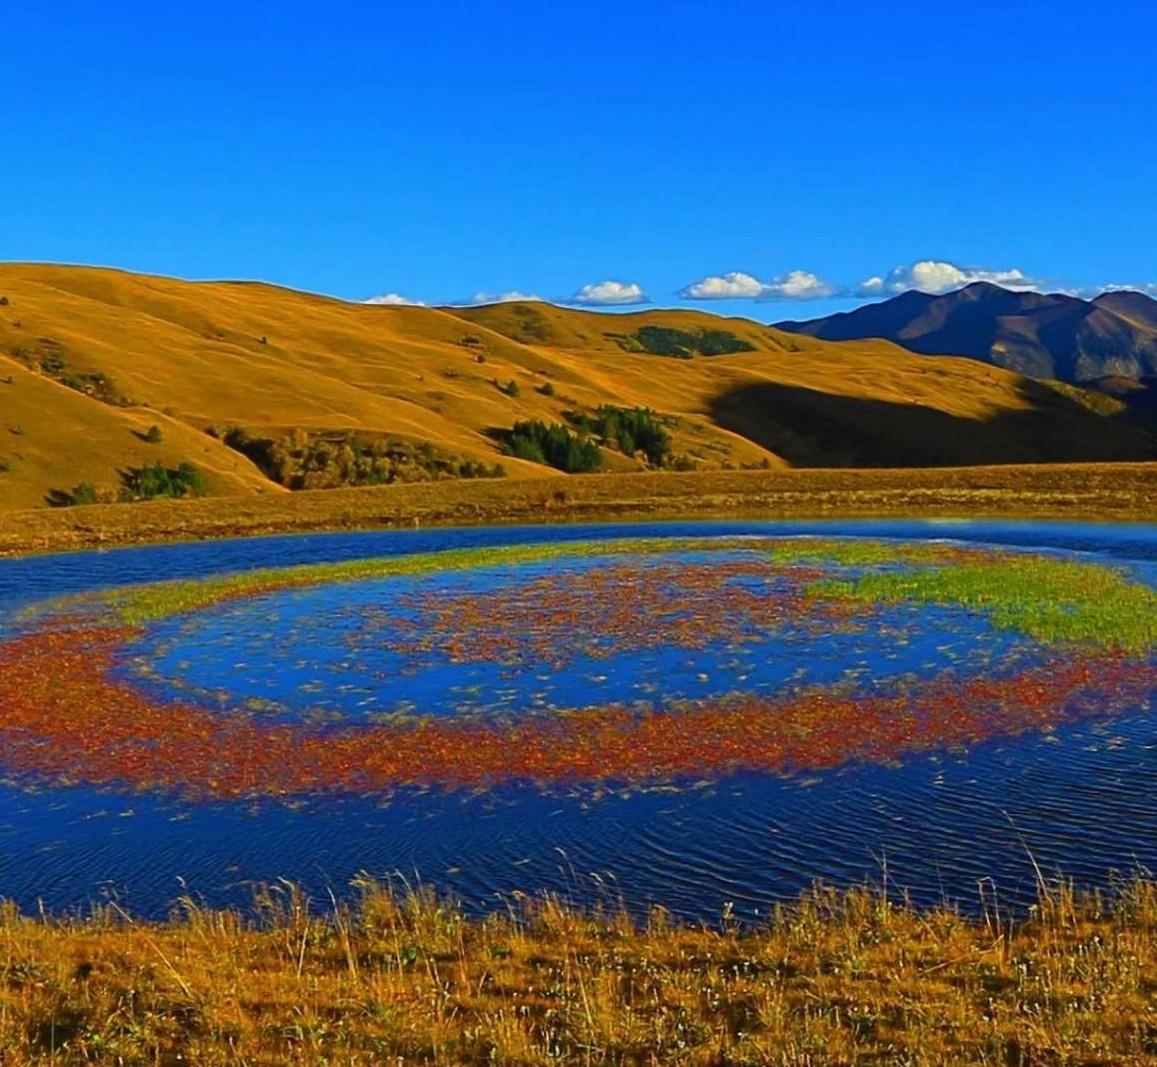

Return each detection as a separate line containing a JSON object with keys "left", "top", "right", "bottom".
{"left": 2, "top": 518, "right": 1157, "bottom": 920}
{"left": 118, "top": 552, "right": 1039, "bottom": 722}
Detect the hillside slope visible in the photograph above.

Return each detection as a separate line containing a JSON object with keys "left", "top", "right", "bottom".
{"left": 0, "top": 264, "right": 1153, "bottom": 509}
{"left": 776, "top": 282, "right": 1157, "bottom": 383}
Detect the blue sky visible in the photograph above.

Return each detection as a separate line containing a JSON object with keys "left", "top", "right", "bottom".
{"left": 4, "top": 0, "right": 1156, "bottom": 321}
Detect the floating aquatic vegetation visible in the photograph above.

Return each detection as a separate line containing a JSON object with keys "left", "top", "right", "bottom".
{"left": 3, "top": 537, "right": 1156, "bottom": 801}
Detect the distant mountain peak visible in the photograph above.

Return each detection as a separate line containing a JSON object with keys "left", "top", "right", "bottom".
{"left": 776, "top": 283, "right": 1157, "bottom": 384}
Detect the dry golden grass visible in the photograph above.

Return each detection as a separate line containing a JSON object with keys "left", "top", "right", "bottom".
{"left": 2, "top": 877, "right": 1157, "bottom": 1065}
{"left": 1, "top": 263, "right": 1152, "bottom": 509}
{"left": 3, "top": 462, "right": 1157, "bottom": 558}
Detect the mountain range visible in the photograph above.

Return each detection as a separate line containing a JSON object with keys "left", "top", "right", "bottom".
{"left": 777, "top": 282, "right": 1157, "bottom": 385}
{"left": 1, "top": 264, "right": 1155, "bottom": 510}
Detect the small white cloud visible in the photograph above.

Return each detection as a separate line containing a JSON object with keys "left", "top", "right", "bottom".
{"left": 856, "top": 260, "right": 1043, "bottom": 297}
{"left": 679, "top": 271, "right": 767, "bottom": 300}
{"left": 1086, "top": 282, "right": 1157, "bottom": 299}
{"left": 362, "top": 292, "right": 426, "bottom": 306}
{"left": 679, "top": 269, "right": 837, "bottom": 301}
{"left": 568, "top": 279, "right": 649, "bottom": 306}
{"left": 459, "top": 290, "right": 544, "bottom": 306}
{"left": 757, "top": 270, "right": 839, "bottom": 301}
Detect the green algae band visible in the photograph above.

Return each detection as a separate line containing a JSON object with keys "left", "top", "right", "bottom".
{"left": 7, "top": 536, "right": 1157, "bottom": 800}
{"left": 805, "top": 551, "right": 1157, "bottom": 652}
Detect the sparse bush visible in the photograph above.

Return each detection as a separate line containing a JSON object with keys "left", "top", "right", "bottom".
{"left": 515, "top": 313, "right": 549, "bottom": 343}
{"left": 68, "top": 481, "right": 99, "bottom": 506}
{"left": 0, "top": 296, "right": 8, "bottom": 306}
{"left": 61, "top": 370, "right": 119, "bottom": 404}
{"left": 607, "top": 326, "right": 756, "bottom": 358}
{"left": 537, "top": 381, "right": 556, "bottom": 397}
{"left": 498, "top": 379, "right": 521, "bottom": 398}
{"left": 219, "top": 427, "right": 504, "bottom": 489}
{"left": 144, "top": 424, "right": 163, "bottom": 444}
{"left": 39, "top": 348, "right": 66, "bottom": 375}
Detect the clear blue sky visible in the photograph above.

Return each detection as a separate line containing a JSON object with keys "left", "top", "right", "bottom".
{"left": 4, "top": 0, "right": 1156, "bottom": 320}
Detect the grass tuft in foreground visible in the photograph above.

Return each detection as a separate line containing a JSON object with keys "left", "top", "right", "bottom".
{"left": 1, "top": 878, "right": 1157, "bottom": 1064}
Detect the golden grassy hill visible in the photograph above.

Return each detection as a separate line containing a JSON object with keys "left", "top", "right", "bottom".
{"left": 0, "top": 263, "right": 1153, "bottom": 510}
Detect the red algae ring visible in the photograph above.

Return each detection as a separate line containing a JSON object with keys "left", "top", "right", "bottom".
{"left": 3, "top": 538, "right": 1156, "bottom": 801}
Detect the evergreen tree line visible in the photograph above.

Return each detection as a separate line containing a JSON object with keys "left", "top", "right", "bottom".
{"left": 504, "top": 406, "right": 673, "bottom": 473}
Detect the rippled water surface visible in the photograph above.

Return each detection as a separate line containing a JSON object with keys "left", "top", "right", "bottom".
{"left": 2, "top": 519, "right": 1157, "bottom": 920}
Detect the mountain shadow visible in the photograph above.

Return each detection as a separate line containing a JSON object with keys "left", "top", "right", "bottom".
{"left": 709, "top": 379, "right": 1157, "bottom": 468}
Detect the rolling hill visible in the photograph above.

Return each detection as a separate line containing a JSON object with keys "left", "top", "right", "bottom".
{"left": 776, "top": 282, "right": 1157, "bottom": 383}
{"left": 0, "top": 263, "right": 1154, "bottom": 510}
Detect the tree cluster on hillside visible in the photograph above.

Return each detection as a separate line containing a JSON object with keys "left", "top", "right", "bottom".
{"left": 213, "top": 427, "right": 504, "bottom": 490}
{"left": 570, "top": 406, "right": 673, "bottom": 466}
{"left": 9, "top": 338, "right": 123, "bottom": 404}
{"left": 604, "top": 326, "right": 756, "bottom": 359}
{"left": 503, "top": 420, "right": 603, "bottom": 472}
{"left": 56, "top": 462, "right": 205, "bottom": 507}
{"left": 120, "top": 461, "right": 205, "bottom": 501}
{"left": 503, "top": 406, "right": 676, "bottom": 473}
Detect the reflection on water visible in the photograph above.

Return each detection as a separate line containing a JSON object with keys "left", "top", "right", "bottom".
{"left": 1, "top": 519, "right": 1156, "bottom": 920}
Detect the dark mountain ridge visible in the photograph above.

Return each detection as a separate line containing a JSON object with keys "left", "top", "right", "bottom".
{"left": 777, "top": 282, "right": 1157, "bottom": 384}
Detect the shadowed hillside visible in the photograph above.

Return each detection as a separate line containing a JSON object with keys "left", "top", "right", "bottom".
{"left": 710, "top": 379, "right": 1157, "bottom": 467}
{"left": 778, "top": 282, "right": 1157, "bottom": 383}
{"left": 0, "top": 264, "right": 1153, "bottom": 509}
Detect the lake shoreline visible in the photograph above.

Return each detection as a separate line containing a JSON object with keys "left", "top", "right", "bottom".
{"left": 3, "top": 461, "right": 1157, "bottom": 557}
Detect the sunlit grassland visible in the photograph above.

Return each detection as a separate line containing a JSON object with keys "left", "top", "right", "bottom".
{"left": 2, "top": 878, "right": 1157, "bottom": 1065}
{"left": 4, "top": 462, "right": 1157, "bottom": 560}
{"left": 4, "top": 263, "right": 1155, "bottom": 512}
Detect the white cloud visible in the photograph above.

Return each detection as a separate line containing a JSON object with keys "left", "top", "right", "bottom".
{"left": 362, "top": 292, "right": 426, "bottom": 306}
{"left": 679, "top": 269, "right": 837, "bottom": 301}
{"left": 459, "top": 290, "right": 544, "bottom": 306}
{"left": 856, "top": 260, "right": 1044, "bottom": 297}
{"left": 679, "top": 271, "right": 767, "bottom": 300}
{"left": 568, "top": 279, "right": 649, "bottom": 306}
{"left": 758, "top": 270, "right": 839, "bottom": 301}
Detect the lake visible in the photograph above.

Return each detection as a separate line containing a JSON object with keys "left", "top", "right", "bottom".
{"left": 2, "top": 519, "right": 1156, "bottom": 921}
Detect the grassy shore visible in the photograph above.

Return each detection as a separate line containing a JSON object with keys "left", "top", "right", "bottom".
{"left": 5, "top": 462, "right": 1157, "bottom": 557}
{"left": 2, "top": 878, "right": 1156, "bottom": 1065}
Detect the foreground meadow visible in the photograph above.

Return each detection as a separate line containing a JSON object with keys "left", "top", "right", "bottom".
{"left": 2, "top": 878, "right": 1157, "bottom": 1065}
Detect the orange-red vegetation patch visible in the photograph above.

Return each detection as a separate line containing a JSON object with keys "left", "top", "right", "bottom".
{"left": 353, "top": 559, "right": 844, "bottom": 667}
{"left": 2, "top": 621, "right": 1154, "bottom": 801}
